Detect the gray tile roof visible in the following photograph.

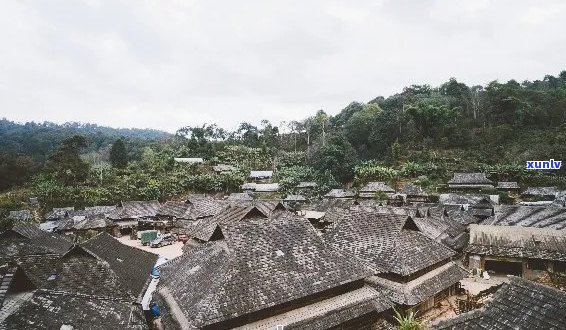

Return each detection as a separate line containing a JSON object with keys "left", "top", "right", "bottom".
{"left": 439, "top": 193, "right": 499, "bottom": 205}
{"left": 360, "top": 182, "right": 395, "bottom": 193}
{"left": 448, "top": 173, "right": 493, "bottom": 185}
{"left": 227, "top": 193, "right": 253, "bottom": 201}
{"left": 325, "top": 209, "right": 456, "bottom": 275}
{"left": 399, "top": 184, "right": 428, "bottom": 196}
{"left": 466, "top": 224, "right": 566, "bottom": 261}
{"left": 44, "top": 207, "right": 74, "bottom": 221}
{"left": 431, "top": 277, "right": 566, "bottom": 330}
{"left": 7, "top": 210, "right": 32, "bottom": 221}
{"left": 157, "top": 218, "right": 374, "bottom": 328}
{"left": 121, "top": 200, "right": 161, "bottom": 218}
{"left": 306, "top": 198, "right": 358, "bottom": 211}
{"left": 523, "top": 186, "right": 559, "bottom": 197}
{"left": 249, "top": 170, "right": 273, "bottom": 179}
{"left": 81, "top": 233, "right": 158, "bottom": 302}
{"left": 497, "top": 181, "right": 519, "bottom": 189}
{"left": 235, "top": 286, "right": 392, "bottom": 329}
{"left": 10, "top": 224, "right": 42, "bottom": 239}
{"left": 482, "top": 205, "right": 566, "bottom": 230}
{"left": 156, "top": 201, "right": 192, "bottom": 218}
{"left": 325, "top": 189, "right": 356, "bottom": 198}
{"left": 366, "top": 262, "right": 467, "bottom": 305}
{"left": 0, "top": 290, "right": 148, "bottom": 330}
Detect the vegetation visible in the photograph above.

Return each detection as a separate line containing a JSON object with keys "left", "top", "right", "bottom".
{"left": 1, "top": 69, "right": 566, "bottom": 219}
{"left": 393, "top": 308, "right": 424, "bottom": 330}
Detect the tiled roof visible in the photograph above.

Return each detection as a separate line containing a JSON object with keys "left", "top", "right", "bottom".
{"left": 227, "top": 193, "right": 253, "bottom": 201}
{"left": 44, "top": 207, "right": 74, "bottom": 220}
{"left": 448, "top": 173, "right": 493, "bottom": 185}
{"left": 367, "top": 262, "right": 467, "bottom": 305}
{"left": 497, "top": 181, "right": 519, "bottom": 189}
{"left": 81, "top": 233, "right": 158, "bottom": 302}
{"left": 431, "top": 277, "right": 566, "bottom": 330}
{"left": 360, "top": 182, "right": 395, "bottom": 193}
{"left": 188, "top": 197, "right": 229, "bottom": 219}
{"left": 306, "top": 198, "right": 358, "bottom": 212}
{"left": 7, "top": 210, "right": 32, "bottom": 221}
{"left": 10, "top": 224, "right": 42, "bottom": 239}
{"left": 523, "top": 186, "right": 559, "bottom": 197}
{"left": 466, "top": 224, "right": 566, "bottom": 261}
{"left": 157, "top": 201, "right": 192, "bottom": 218}
{"left": 157, "top": 218, "right": 373, "bottom": 328}
{"left": 411, "top": 212, "right": 469, "bottom": 251}
{"left": 249, "top": 170, "right": 273, "bottom": 178}
{"left": 482, "top": 205, "right": 566, "bottom": 230}
{"left": 254, "top": 183, "right": 280, "bottom": 192}
{"left": 325, "top": 209, "right": 456, "bottom": 276}
{"left": 233, "top": 286, "right": 391, "bottom": 330}
{"left": 0, "top": 290, "right": 148, "bottom": 330}
{"left": 439, "top": 193, "right": 499, "bottom": 205}
{"left": 121, "top": 200, "right": 161, "bottom": 218}
{"left": 325, "top": 189, "right": 356, "bottom": 198}
{"left": 399, "top": 184, "right": 428, "bottom": 196}
{"left": 17, "top": 247, "right": 133, "bottom": 301}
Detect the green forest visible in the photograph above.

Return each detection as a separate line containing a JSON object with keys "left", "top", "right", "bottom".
{"left": 2, "top": 70, "right": 566, "bottom": 221}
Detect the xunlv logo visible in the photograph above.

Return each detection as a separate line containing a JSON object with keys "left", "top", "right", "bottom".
{"left": 526, "top": 159, "right": 562, "bottom": 169}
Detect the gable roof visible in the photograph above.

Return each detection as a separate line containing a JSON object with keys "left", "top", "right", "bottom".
{"left": 497, "top": 181, "right": 519, "bottom": 189}
{"left": 157, "top": 201, "right": 192, "bottom": 218}
{"left": 8, "top": 224, "right": 42, "bottom": 239}
{"left": 157, "top": 218, "right": 374, "bottom": 328}
{"left": 439, "top": 193, "right": 499, "bottom": 205}
{"left": 431, "top": 277, "right": 566, "bottom": 330}
{"left": 249, "top": 170, "right": 273, "bottom": 178}
{"left": 325, "top": 209, "right": 456, "bottom": 276}
{"left": 254, "top": 183, "right": 280, "bottom": 192}
{"left": 121, "top": 200, "right": 161, "bottom": 218}
{"left": 0, "top": 290, "right": 148, "bottom": 330}
{"left": 448, "top": 173, "right": 493, "bottom": 185}
{"left": 482, "top": 205, "right": 566, "bottom": 230}
{"left": 227, "top": 193, "right": 253, "bottom": 201}
{"left": 325, "top": 189, "right": 355, "bottom": 198}
{"left": 466, "top": 224, "right": 566, "bottom": 261}
{"left": 81, "top": 233, "right": 158, "bottom": 302}
{"left": 7, "top": 210, "right": 32, "bottom": 221}
{"left": 367, "top": 262, "right": 467, "bottom": 305}
{"left": 360, "top": 182, "right": 395, "bottom": 193}
{"left": 399, "top": 184, "right": 428, "bottom": 196}
{"left": 44, "top": 207, "right": 74, "bottom": 221}
{"left": 523, "top": 186, "right": 559, "bottom": 197}
{"left": 18, "top": 246, "right": 134, "bottom": 301}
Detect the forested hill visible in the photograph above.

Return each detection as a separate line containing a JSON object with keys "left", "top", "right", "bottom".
{"left": 0, "top": 119, "right": 170, "bottom": 157}
{"left": 1, "top": 70, "right": 566, "bottom": 218}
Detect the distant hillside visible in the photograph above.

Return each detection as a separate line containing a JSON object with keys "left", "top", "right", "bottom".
{"left": 0, "top": 119, "right": 171, "bottom": 158}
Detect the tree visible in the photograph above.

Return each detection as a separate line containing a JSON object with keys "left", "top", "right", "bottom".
{"left": 45, "top": 135, "right": 90, "bottom": 185}
{"left": 109, "top": 138, "right": 128, "bottom": 169}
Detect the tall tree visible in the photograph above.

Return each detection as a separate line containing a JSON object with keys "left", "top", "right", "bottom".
{"left": 45, "top": 135, "right": 90, "bottom": 185}
{"left": 109, "top": 138, "right": 128, "bottom": 169}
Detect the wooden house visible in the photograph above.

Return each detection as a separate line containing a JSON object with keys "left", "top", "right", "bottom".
{"left": 326, "top": 209, "right": 466, "bottom": 314}
{"left": 154, "top": 218, "right": 394, "bottom": 329}
{"left": 466, "top": 224, "right": 566, "bottom": 279}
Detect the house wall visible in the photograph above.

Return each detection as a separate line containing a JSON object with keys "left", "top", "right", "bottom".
{"left": 469, "top": 254, "right": 557, "bottom": 280}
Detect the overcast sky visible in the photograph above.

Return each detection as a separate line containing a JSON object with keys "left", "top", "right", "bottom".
{"left": 1, "top": 0, "right": 565, "bottom": 133}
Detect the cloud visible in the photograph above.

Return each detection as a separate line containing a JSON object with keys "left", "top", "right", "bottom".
{"left": 0, "top": 0, "right": 565, "bottom": 132}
